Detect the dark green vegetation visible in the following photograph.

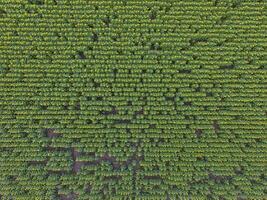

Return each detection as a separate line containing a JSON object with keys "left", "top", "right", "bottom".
{"left": 0, "top": 0, "right": 267, "bottom": 199}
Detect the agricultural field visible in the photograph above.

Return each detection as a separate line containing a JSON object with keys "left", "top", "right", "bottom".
{"left": 0, "top": 0, "right": 267, "bottom": 199}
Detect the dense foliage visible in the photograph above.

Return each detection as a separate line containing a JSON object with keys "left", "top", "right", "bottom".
{"left": 0, "top": 0, "right": 266, "bottom": 199}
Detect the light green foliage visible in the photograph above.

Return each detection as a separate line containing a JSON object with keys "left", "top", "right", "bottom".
{"left": 0, "top": 0, "right": 267, "bottom": 199}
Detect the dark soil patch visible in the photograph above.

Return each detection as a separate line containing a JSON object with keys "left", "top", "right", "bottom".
{"left": 134, "top": 108, "right": 144, "bottom": 116}
{"left": 102, "top": 16, "right": 111, "bottom": 27}
{"left": 184, "top": 101, "right": 192, "bottom": 106}
{"left": 195, "top": 129, "right": 203, "bottom": 138}
{"left": 179, "top": 69, "right": 191, "bottom": 74}
{"left": 189, "top": 38, "right": 208, "bottom": 46}
{"left": 85, "top": 184, "right": 92, "bottom": 193}
{"left": 59, "top": 192, "right": 77, "bottom": 200}
{"left": 71, "top": 148, "right": 80, "bottom": 161}
{"left": 44, "top": 128, "right": 61, "bottom": 138}
{"left": 44, "top": 146, "right": 69, "bottom": 151}
{"left": 196, "top": 156, "right": 207, "bottom": 162}
{"left": 144, "top": 175, "right": 162, "bottom": 180}
{"left": 96, "top": 96, "right": 103, "bottom": 101}
{"left": 101, "top": 107, "right": 118, "bottom": 115}
{"left": 62, "top": 103, "right": 68, "bottom": 110}
{"left": 28, "top": 0, "right": 44, "bottom": 5}
{"left": 212, "top": 120, "right": 220, "bottom": 133}
{"left": 150, "top": 42, "right": 161, "bottom": 51}
{"left": 219, "top": 64, "right": 235, "bottom": 70}
{"left": 0, "top": 9, "right": 7, "bottom": 16}
{"left": 234, "top": 166, "right": 244, "bottom": 175}
{"left": 47, "top": 170, "right": 67, "bottom": 175}
{"left": 149, "top": 124, "right": 156, "bottom": 128}
{"left": 72, "top": 161, "right": 84, "bottom": 174}
{"left": 7, "top": 175, "right": 17, "bottom": 182}
{"left": 149, "top": 10, "right": 157, "bottom": 20}
{"left": 208, "top": 172, "right": 232, "bottom": 184}
{"left": 114, "top": 119, "right": 131, "bottom": 124}
{"left": 91, "top": 32, "right": 98, "bottom": 42}
{"left": 103, "top": 175, "right": 122, "bottom": 181}
{"left": 74, "top": 102, "right": 81, "bottom": 110}
{"left": 165, "top": 96, "right": 175, "bottom": 101}
{"left": 206, "top": 92, "right": 213, "bottom": 97}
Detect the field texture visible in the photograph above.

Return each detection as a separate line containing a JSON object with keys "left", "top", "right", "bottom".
{"left": 0, "top": 0, "right": 267, "bottom": 199}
